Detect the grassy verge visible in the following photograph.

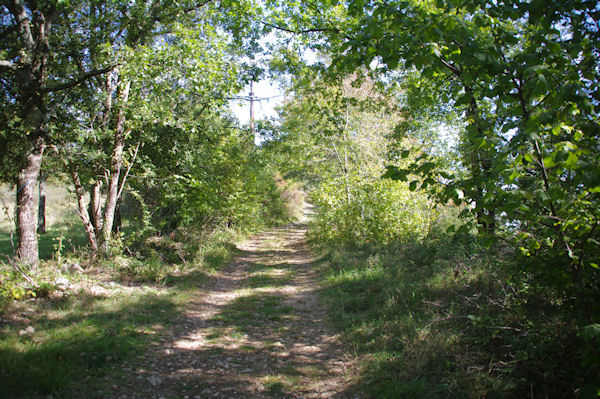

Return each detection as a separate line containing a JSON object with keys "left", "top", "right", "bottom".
{"left": 0, "top": 284, "right": 180, "bottom": 398}
{"left": 0, "top": 224, "right": 249, "bottom": 398}
{"left": 314, "top": 235, "right": 599, "bottom": 398}
{"left": 0, "top": 177, "right": 303, "bottom": 397}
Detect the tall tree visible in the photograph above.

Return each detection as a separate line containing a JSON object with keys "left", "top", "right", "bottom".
{"left": 1, "top": 0, "right": 263, "bottom": 262}
{"left": 0, "top": 1, "right": 114, "bottom": 264}
{"left": 327, "top": 0, "right": 599, "bottom": 303}
{"left": 58, "top": 0, "right": 263, "bottom": 256}
{"left": 266, "top": 70, "right": 433, "bottom": 244}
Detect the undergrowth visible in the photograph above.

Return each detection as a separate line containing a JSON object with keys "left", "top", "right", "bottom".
{"left": 0, "top": 178, "right": 303, "bottom": 398}
{"left": 0, "top": 286, "right": 179, "bottom": 398}
{"left": 314, "top": 232, "right": 600, "bottom": 398}
{"left": 0, "top": 222, "right": 252, "bottom": 398}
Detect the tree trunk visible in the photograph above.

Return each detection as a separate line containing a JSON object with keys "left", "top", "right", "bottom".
{"left": 89, "top": 181, "right": 102, "bottom": 237}
{"left": 330, "top": 138, "right": 351, "bottom": 206}
{"left": 113, "top": 200, "right": 122, "bottom": 235}
{"left": 465, "top": 86, "right": 495, "bottom": 235}
{"left": 102, "top": 79, "right": 130, "bottom": 255}
{"left": 343, "top": 117, "right": 351, "bottom": 207}
{"left": 37, "top": 171, "right": 47, "bottom": 234}
{"left": 86, "top": 70, "right": 112, "bottom": 243}
{"left": 8, "top": 2, "right": 55, "bottom": 265}
{"left": 16, "top": 136, "right": 44, "bottom": 265}
{"left": 70, "top": 164, "right": 99, "bottom": 255}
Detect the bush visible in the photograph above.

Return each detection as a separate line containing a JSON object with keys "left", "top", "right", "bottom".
{"left": 0, "top": 265, "right": 36, "bottom": 304}
{"left": 314, "top": 206, "right": 600, "bottom": 398}
{"left": 308, "top": 176, "right": 433, "bottom": 247}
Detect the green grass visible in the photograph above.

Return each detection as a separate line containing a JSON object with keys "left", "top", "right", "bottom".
{"left": 315, "top": 236, "right": 597, "bottom": 398}
{"left": 245, "top": 265, "right": 295, "bottom": 289}
{"left": 0, "top": 222, "right": 88, "bottom": 260}
{"left": 261, "top": 363, "right": 318, "bottom": 396}
{"left": 107, "top": 254, "right": 210, "bottom": 288}
{"left": 0, "top": 185, "right": 249, "bottom": 398}
{"left": 0, "top": 286, "right": 182, "bottom": 398}
{"left": 194, "top": 229, "right": 246, "bottom": 271}
{"left": 263, "top": 375, "right": 287, "bottom": 396}
{"left": 212, "top": 292, "right": 294, "bottom": 325}
{"left": 0, "top": 245, "right": 240, "bottom": 399}
{"left": 207, "top": 292, "right": 294, "bottom": 341}
{"left": 0, "top": 183, "right": 88, "bottom": 260}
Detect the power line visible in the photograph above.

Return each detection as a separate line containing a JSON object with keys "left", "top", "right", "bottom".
{"left": 227, "top": 94, "right": 284, "bottom": 102}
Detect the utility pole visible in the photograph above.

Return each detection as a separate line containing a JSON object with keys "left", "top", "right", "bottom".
{"left": 249, "top": 80, "right": 255, "bottom": 141}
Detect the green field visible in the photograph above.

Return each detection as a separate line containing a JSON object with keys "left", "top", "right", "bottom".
{"left": 0, "top": 183, "right": 87, "bottom": 260}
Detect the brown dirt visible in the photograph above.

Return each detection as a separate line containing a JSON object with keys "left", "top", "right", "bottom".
{"left": 109, "top": 219, "right": 360, "bottom": 399}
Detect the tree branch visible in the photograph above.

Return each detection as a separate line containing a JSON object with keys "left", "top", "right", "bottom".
{"left": 116, "top": 139, "right": 141, "bottom": 201}
{"left": 8, "top": 0, "right": 35, "bottom": 51}
{"left": 41, "top": 64, "right": 117, "bottom": 93}
{"left": 261, "top": 21, "right": 339, "bottom": 35}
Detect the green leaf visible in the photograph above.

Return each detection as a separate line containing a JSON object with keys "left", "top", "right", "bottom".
{"left": 582, "top": 324, "right": 600, "bottom": 340}
{"left": 534, "top": 189, "right": 549, "bottom": 202}
{"left": 455, "top": 93, "right": 472, "bottom": 107}
{"left": 417, "top": 162, "right": 436, "bottom": 175}
{"left": 579, "top": 384, "right": 600, "bottom": 399}
{"left": 409, "top": 180, "right": 418, "bottom": 191}
{"left": 524, "top": 64, "right": 548, "bottom": 76}
{"left": 565, "top": 152, "right": 579, "bottom": 169}
{"left": 587, "top": 238, "right": 600, "bottom": 247}
{"left": 509, "top": 169, "right": 521, "bottom": 181}
{"left": 542, "top": 156, "right": 555, "bottom": 168}
{"left": 382, "top": 165, "right": 409, "bottom": 181}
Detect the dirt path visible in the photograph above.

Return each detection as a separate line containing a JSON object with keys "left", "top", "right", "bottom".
{"left": 112, "top": 219, "right": 358, "bottom": 398}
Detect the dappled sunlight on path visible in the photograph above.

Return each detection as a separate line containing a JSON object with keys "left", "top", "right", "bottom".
{"left": 111, "top": 216, "right": 359, "bottom": 398}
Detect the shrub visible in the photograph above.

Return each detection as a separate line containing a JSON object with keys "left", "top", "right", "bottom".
{"left": 0, "top": 265, "right": 37, "bottom": 304}
{"left": 308, "top": 176, "right": 433, "bottom": 247}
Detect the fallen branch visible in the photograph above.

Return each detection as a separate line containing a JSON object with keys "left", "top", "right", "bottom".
{"left": 1, "top": 254, "right": 38, "bottom": 288}
{"left": 12, "top": 262, "right": 38, "bottom": 288}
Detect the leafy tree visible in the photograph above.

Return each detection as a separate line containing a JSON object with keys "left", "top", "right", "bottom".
{"left": 62, "top": 8, "right": 251, "bottom": 256}
{"left": 1, "top": 0, "right": 264, "bottom": 261}
{"left": 0, "top": 1, "right": 116, "bottom": 264}
{"left": 324, "top": 0, "right": 599, "bottom": 312}
{"left": 269, "top": 71, "right": 433, "bottom": 246}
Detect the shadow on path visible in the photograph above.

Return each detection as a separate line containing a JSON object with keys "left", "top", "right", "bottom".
{"left": 108, "top": 221, "right": 361, "bottom": 399}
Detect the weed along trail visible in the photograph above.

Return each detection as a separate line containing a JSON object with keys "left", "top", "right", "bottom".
{"left": 112, "top": 220, "right": 358, "bottom": 398}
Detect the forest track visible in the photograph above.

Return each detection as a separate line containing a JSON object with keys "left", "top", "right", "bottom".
{"left": 111, "top": 214, "right": 358, "bottom": 398}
